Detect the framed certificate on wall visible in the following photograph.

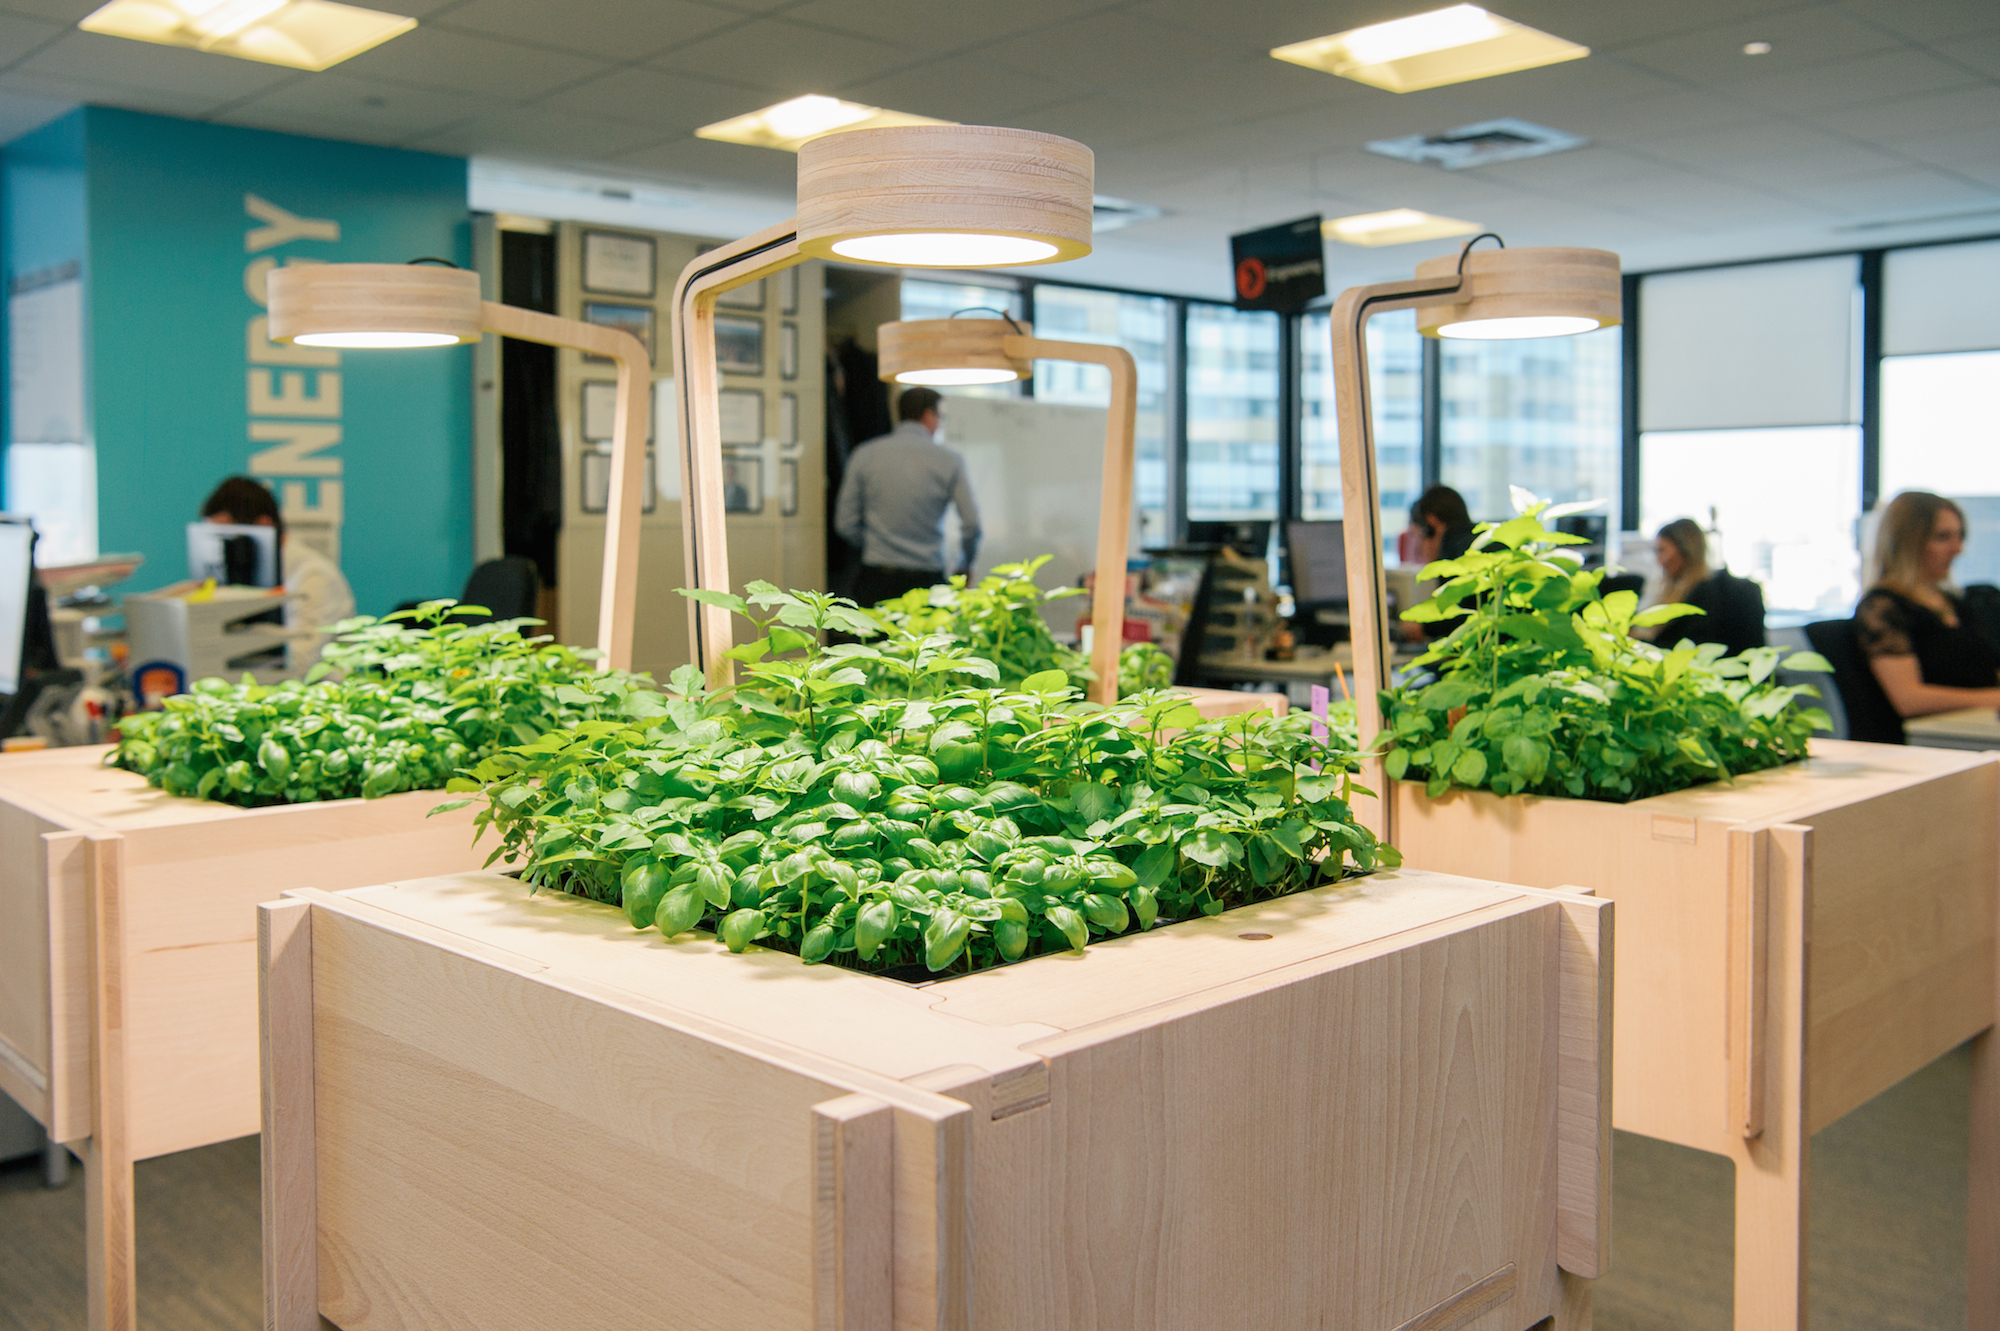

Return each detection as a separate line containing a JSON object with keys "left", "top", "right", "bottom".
{"left": 714, "top": 315, "right": 764, "bottom": 375}
{"left": 581, "top": 230, "right": 655, "bottom": 297}
{"left": 581, "top": 448, "right": 658, "bottom": 514}
{"left": 718, "top": 278, "right": 764, "bottom": 310}
{"left": 719, "top": 388, "right": 764, "bottom": 445}
{"left": 582, "top": 302, "right": 654, "bottom": 363}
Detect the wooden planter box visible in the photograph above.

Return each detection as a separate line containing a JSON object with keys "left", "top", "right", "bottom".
{"left": 1389, "top": 738, "right": 2000, "bottom": 1329}
{"left": 261, "top": 865, "right": 1611, "bottom": 1331}
{"left": 0, "top": 744, "right": 496, "bottom": 1331}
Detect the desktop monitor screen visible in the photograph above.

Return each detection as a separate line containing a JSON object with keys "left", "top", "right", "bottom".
{"left": 188, "top": 522, "right": 278, "bottom": 587}
{"left": 1287, "top": 519, "right": 1347, "bottom": 605}
{"left": 0, "top": 521, "right": 32, "bottom": 696}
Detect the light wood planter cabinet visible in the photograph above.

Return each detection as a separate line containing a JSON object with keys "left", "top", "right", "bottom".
{"left": 0, "top": 744, "right": 496, "bottom": 1331}
{"left": 1390, "top": 739, "right": 2000, "bottom": 1329}
{"left": 261, "top": 866, "right": 1611, "bottom": 1331}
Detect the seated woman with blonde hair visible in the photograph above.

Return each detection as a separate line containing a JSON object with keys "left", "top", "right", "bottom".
{"left": 1857, "top": 490, "right": 2000, "bottom": 718}
{"left": 1638, "top": 517, "right": 1766, "bottom": 656}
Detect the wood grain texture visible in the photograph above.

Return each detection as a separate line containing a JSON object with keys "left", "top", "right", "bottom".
{"left": 1728, "top": 823, "right": 1811, "bottom": 1331}
{"left": 282, "top": 866, "right": 1597, "bottom": 1331}
{"left": 1410, "top": 247, "right": 1621, "bottom": 337}
{"left": 876, "top": 319, "right": 1029, "bottom": 383}
{"left": 1551, "top": 893, "right": 1613, "bottom": 1279}
{"left": 85, "top": 831, "right": 133, "bottom": 1331}
{"left": 813, "top": 1095, "right": 894, "bottom": 1331}
{"left": 1976, "top": 758, "right": 2000, "bottom": 1331}
{"left": 669, "top": 223, "right": 803, "bottom": 685}
{"left": 259, "top": 899, "right": 317, "bottom": 1331}
{"left": 1728, "top": 826, "right": 1769, "bottom": 1142}
{"left": 1389, "top": 1264, "right": 1515, "bottom": 1331}
{"left": 796, "top": 125, "right": 1093, "bottom": 264}
{"left": 266, "top": 263, "right": 481, "bottom": 344}
{"left": 477, "top": 300, "right": 650, "bottom": 673}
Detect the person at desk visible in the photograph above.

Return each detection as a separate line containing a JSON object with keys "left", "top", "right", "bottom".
{"left": 200, "top": 476, "right": 355, "bottom": 667}
{"left": 1401, "top": 485, "right": 1476, "bottom": 642}
{"left": 1637, "top": 517, "right": 1766, "bottom": 656}
{"left": 1856, "top": 491, "right": 2000, "bottom": 718}
{"left": 835, "top": 387, "right": 981, "bottom": 606}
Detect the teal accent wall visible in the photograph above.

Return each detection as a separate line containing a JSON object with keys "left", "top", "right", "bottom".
{"left": 7, "top": 107, "right": 471, "bottom": 612}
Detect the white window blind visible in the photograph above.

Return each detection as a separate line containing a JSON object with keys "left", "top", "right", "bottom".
{"left": 1638, "top": 255, "right": 1858, "bottom": 432}
{"left": 1885, "top": 239, "right": 2000, "bottom": 356}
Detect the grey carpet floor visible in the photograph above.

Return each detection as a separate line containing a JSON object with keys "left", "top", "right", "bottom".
{"left": 0, "top": 1044, "right": 1974, "bottom": 1329}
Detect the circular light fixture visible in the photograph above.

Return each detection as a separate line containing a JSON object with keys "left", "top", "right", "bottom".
{"left": 894, "top": 366, "right": 1022, "bottom": 385}
{"left": 267, "top": 263, "right": 482, "bottom": 347}
{"left": 798, "top": 125, "right": 1093, "bottom": 268}
{"left": 293, "top": 330, "right": 463, "bottom": 348}
{"left": 1435, "top": 315, "right": 1603, "bottom": 340}
{"left": 877, "top": 317, "right": 1031, "bottom": 386}
{"left": 831, "top": 233, "right": 1061, "bottom": 267}
{"left": 1414, "top": 245, "right": 1621, "bottom": 340}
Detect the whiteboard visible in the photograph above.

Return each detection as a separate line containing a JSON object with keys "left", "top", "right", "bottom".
{"left": 9, "top": 278, "right": 85, "bottom": 445}
{"left": 937, "top": 395, "right": 1137, "bottom": 639}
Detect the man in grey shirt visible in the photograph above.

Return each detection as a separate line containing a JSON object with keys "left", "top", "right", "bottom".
{"left": 836, "top": 387, "right": 982, "bottom": 606}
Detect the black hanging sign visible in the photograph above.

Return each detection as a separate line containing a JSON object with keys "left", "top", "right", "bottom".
{"left": 1230, "top": 214, "right": 1325, "bottom": 314}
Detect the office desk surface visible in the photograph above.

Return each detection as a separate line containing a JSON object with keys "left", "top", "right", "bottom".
{"left": 1906, "top": 706, "right": 2000, "bottom": 750}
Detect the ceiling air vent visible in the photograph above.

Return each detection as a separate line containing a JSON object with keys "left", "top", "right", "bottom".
{"left": 1092, "top": 195, "right": 1164, "bottom": 233}
{"left": 1367, "top": 117, "right": 1586, "bottom": 170}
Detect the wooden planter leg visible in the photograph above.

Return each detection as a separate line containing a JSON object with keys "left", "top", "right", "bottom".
{"left": 84, "top": 832, "right": 134, "bottom": 1331}
{"left": 260, "top": 899, "right": 319, "bottom": 1331}
{"left": 1550, "top": 1269, "right": 1592, "bottom": 1330}
{"left": 1731, "top": 824, "right": 1812, "bottom": 1331}
{"left": 1973, "top": 1021, "right": 2000, "bottom": 1328}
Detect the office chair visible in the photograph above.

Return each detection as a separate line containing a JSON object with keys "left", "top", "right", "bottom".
{"left": 1804, "top": 618, "right": 1905, "bottom": 745}
{"left": 456, "top": 557, "right": 542, "bottom": 625}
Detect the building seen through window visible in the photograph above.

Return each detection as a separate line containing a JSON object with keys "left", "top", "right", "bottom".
{"left": 1184, "top": 303, "right": 1279, "bottom": 521}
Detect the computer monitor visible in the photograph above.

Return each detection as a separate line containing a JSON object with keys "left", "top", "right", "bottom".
{"left": 1184, "top": 520, "right": 1270, "bottom": 559}
{"left": 0, "top": 520, "right": 34, "bottom": 697}
{"left": 1286, "top": 520, "right": 1347, "bottom": 606}
{"left": 1555, "top": 513, "right": 1610, "bottom": 568}
{"left": 188, "top": 522, "right": 279, "bottom": 587}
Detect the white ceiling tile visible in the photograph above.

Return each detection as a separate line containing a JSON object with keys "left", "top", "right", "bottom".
{"left": 1775, "top": 165, "right": 2000, "bottom": 214}
{"left": 837, "top": 56, "right": 1074, "bottom": 123}
{"left": 1832, "top": 0, "right": 2000, "bottom": 44}
{"left": 1610, "top": 7, "right": 1904, "bottom": 85}
{"left": 0, "top": 67, "right": 220, "bottom": 116}
{"left": 1895, "top": 125, "right": 2000, "bottom": 185}
{"left": 431, "top": 0, "right": 740, "bottom": 62}
{"left": 974, "top": 13, "right": 1223, "bottom": 91}
{"left": 531, "top": 66, "right": 764, "bottom": 129}
{"left": 1574, "top": 90, "right": 1778, "bottom": 144}
{"left": 1716, "top": 48, "right": 1987, "bottom": 112}
{"left": 336, "top": 26, "right": 609, "bottom": 100}
{"left": 609, "top": 133, "right": 800, "bottom": 193}
{"left": 14, "top": 30, "right": 296, "bottom": 101}
{"left": 1933, "top": 30, "right": 2000, "bottom": 79}
{"left": 647, "top": 18, "right": 917, "bottom": 94}
{"left": 0, "top": 11, "right": 67, "bottom": 64}
{"left": 1818, "top": 85, "right": 2000, "bottom": 147}
{"left": 1008, "top": 93, "right": 1232, "bottom": 152}
{"left": 403, "top": 105, "right": 669, "bottom": 159}
{"left": 212, "top": 71, "right": 498, "bottom": 144}
{"left": 776, "top": 0, "right": 1122, "bottom": 52}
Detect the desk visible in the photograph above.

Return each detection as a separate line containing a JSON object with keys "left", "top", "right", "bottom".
{"left": 1906, "top": 706, "right": 2000, "bottom": 750}
{"left": 1198, "top": 644, "right": 1425, "bottom": 698}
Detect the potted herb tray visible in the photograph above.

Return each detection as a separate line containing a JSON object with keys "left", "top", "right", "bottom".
{"left": 0, "top": 744, "right": 500, "bottom": 1331}
{"left": 1390, "top": 739, "right": 2000, "bottom": 1329}
{"left": 260, "top": 864, "right": 1611, "bottom": 1331}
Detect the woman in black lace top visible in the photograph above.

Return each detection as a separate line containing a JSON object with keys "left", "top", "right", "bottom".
{"left": 1856, "top": 491, "right": 2000, "bottom": 717}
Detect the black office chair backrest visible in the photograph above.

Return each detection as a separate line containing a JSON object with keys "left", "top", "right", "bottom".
{"left": 1713, "top": 571, "right": 1768, "bottom": 656}
{"left": 1804, "top": 618, "right": 1905, "bottom": 745}
{"left": 458, "top": 557, "right": 542, "bottom": 626}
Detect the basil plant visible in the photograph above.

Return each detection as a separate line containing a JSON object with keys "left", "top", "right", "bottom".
{"left": 443, "top": 580, "right": 1396, "bottom": 976}
{"left": 1378, "top": 490, "right": 1832, "bottom": 804}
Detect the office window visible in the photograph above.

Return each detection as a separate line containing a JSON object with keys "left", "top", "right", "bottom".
{"left": 899, "top": 279, "right": 1023, "bottom": 399}
{"left": 1880, "top": 348, "right": 2000, "bottom": 586}
{"left": 1184, "top": 303, "right": 1279, "bottom": 521}
{"left": 1640, "top": 426, "right": 1861, "bottom": 616}
{"left": 1301, "top": 309, "right": 1421, "bottom": 550}
{"left": 1441, "top": 325, "right": 1621, "bottom": 522}
{"left": 1030, "top": 284, "right": 1174, "bottom": 547}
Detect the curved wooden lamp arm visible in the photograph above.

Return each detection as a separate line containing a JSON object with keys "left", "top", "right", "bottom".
{"left": 1327, "top": 273, "right": 1464, "bottom": 840}
{"left": 477, "top": 300, "right": 650, "bottom": 673}
{"left": 668, "top": 221, "right": 802, "bottom": 689}
{"left": 1005, "top": 335, "right": 1137, "bottom": 705}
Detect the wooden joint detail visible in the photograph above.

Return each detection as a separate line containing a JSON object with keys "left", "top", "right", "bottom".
{"left": 1650, "top": 814, "right": 1697, "bottom": 843}
{"left": 1552, "top": 895, "right": 1614, "bottom": 1278}
{"left": 1388, "top": 1263, "right": 1516, "bottom": 1331}
{"left": 987, "top": 1063, "right": 1049, "bottom": 1120}
{"left": 813, "top": 1094, "right": 894, "bottom": 1331}
{"left": 259, "top": 898, "right": 319, "bottom": 1331}
{"left": 1728, "top": 826, "right": 1771, "bottom": 1140}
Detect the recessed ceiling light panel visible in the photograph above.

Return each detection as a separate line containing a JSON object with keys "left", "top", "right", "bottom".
{"left": 78, "top": 0, "right": 414, "bottom": 70}
{"left": 697, "top": 95, "right": 950, "bottom": 153}
{"left": 1368, "top": 117, "right": 1586, "bottom": 170}
{"left": 1271, "top": 4, "right": 1587, "bottom": 93}
{"left": 1324, "top": 208, "right": 1481, "bottom": 247}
